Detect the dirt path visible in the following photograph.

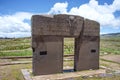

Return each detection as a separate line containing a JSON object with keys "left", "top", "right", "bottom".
{"left": 100, "top": 54, "right": 120, "bottom": 64}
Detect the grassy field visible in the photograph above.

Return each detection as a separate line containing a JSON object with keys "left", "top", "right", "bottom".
{"left": 0, "top": 38, "right": 32, "bottom": 56}
{"left": 0, "top": 64, "right": 32, "bottom": 80}
{"left": 100, "top": 36, "right": 120, "bottom": 55}
{"left": 0, "top": 36, "right": 120, "bottom": 80}
{"left": 0, "top": 36, "right": 120, "bottom": 56}
{"left": 0, "top": 59, "right": 120, "bottom": 80}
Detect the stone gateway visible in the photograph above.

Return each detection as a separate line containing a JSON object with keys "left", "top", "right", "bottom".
{"left": 31, "top": 14, "right": 100, "bottom": 75}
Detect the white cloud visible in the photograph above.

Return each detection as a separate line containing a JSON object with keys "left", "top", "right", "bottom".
{"left": 0, "top": 12, "right": 32, "bottom": 38}
{"left": 1, "top": 0, "right": 120, "bottom": 38}
{"left": 48, "top": 2, "right": 68, "bottom": 14}
{"left": 0, "top": 32, "right": 31, "bottom": 38}
{"left": 48, "top": 0, "right": 120, "bottom": 29}
{"left": 110, "top": 0, "right": 120, "bottom": 11}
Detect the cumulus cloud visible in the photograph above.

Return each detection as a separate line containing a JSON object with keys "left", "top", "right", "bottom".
{"left": 0, "top": 12, "right": 32, "bottom": 38}
{"left": 48, "top": 2, "right": 68, "bottom": 14}
{"left": 0, "top": 0, "right": 120, "bottom": 38}
{"left": 0, "top": 32, "right": 31, "bottom": 38}
{"left": 48, "top": 0, "right": 120, "bottom": 29}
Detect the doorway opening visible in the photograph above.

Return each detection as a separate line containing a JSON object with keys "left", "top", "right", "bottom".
{"left": 63, "top": 38, "right": 75, "bottom": 72}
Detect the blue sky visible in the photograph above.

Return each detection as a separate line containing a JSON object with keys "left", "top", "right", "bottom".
{"left": 0, "top": 0, "right": 120, "bottom": 38}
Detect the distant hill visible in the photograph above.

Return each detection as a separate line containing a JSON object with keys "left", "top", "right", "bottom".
{"left": 101, "top": 33, "right": 120, "bottom": 37}
{"left": 0, "top": 33, "right": 120, "bottom": 39}
{"left": 0, "top": 37, "right": 31, "bottom": 39}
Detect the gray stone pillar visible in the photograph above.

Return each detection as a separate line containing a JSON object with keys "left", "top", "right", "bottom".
{"left": 74, "top": 19, "right": 100, "bottom": 71}
{"left": 32, "top": 36, "right": 63, "bottom": 75}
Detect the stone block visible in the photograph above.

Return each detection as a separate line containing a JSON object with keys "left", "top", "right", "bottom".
{"left": 32, "top": 14, "right": 100, "bottom": 75}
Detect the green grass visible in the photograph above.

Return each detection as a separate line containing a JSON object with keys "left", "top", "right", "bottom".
{"left": 0, "top": 44, "right": 30, "bottom": 51}
{"left": 0, "top": 38, "right": 30, "bottom": 51}
{"left": 0, "top": 38, "right": 31, "bottom": 57}
{"left": 0, "top": 37, "right": 120, "bottom": 80}
{"left": 0, "top": 50, "right": 32, "bottom": 57}
{"left": 0, "top": 64, "right": 32, "bottom": 80}
{"left": 100, "top": 36, "right": 120, "bottom": 55}
{"left": 64, "top": 38, "right": 74, "bottom": 54}
{"left": 0, "top": 60, "right": 120, "bottom": 80}
{"left": 0, "top": 36, "right": 120, "bottom": 57}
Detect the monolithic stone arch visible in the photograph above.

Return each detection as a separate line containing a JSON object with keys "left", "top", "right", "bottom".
{"left": 32, "top": 14, "right": 100, "bottom": 75}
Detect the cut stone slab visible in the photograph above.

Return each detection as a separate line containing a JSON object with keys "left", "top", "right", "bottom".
{"left": 21, "top": 69, "right": 32, "bottom": 80}
{"left": 21, "top": 69, "right": 106, "bottom": 80}
{"left": 33, "top": 69, "right": 105, "bottom": 80}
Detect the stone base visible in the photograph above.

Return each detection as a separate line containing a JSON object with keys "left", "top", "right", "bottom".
{"left": 21, "top": 69, "right": 106, "bottom": 80}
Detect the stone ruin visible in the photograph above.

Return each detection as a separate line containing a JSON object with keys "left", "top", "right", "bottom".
{"left": 31, "top": 14, "right": 100, "bottom": 75}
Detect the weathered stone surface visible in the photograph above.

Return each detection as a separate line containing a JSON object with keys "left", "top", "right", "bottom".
{"left": 32, "top": 14, "right": 100, "bottom": 75}
{"left": 83, "top": 19, "right": 100, "bottom": 36}
{"left": 32, "top": 14, "right": 84, "bottom": 37}
{"left": 32, "top": 36, "right": 63, "bottom": 75}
